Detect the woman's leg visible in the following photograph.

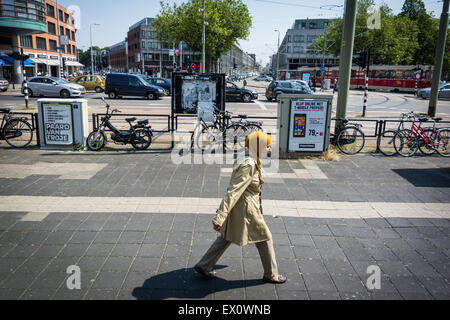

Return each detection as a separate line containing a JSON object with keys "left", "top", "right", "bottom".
{"left": 255, "top": 239, "right": 279, "bottom": 279}
{"left": 195, "top": 235, "right": 232, "bottom": 272}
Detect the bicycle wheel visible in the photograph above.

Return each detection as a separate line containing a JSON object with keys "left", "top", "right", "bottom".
{"left": 225, "top": 124, "right": 248, "bottom": 151}
{"left": 418, "top": 128, "right": 437, "bottom": 155}
{"left": 245, "top": 123, "right": 264, "bottom": 135}
{"left": 435, "top": 128, "right": 450, "bottom": 157}
{"left": 393, "top": 129, "right": 418, "bottom": 157}
{"left": 196, "top": 125, "right": 220, "bottom": 151}
{"left": 86, "top": 131, "right": 106, "bottom": 151}
{"left": 4, "top": 119, "right": 33, "bottom": 148}
{"left": 336, "top": 126, "right": 365, "bottom": 155}
{"left": 377, "top": 129, "right": 398, "bottom": 156}
{"left": 131, "top": 129, "right": 152, "bottom": 150}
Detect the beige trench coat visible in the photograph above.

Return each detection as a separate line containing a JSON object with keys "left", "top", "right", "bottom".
{"left": 213, "top": 157, "right": 272, "bottom": 246}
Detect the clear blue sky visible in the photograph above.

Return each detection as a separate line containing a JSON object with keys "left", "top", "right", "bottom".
{"left": 59, "top": 0, "right": 444, "bottom": 65}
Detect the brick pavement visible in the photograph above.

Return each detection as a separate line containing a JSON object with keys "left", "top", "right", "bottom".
{"left": 0, "top": 148, "right": 449, "bottom": 300}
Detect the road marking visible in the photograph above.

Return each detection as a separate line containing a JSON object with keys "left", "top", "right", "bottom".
{"left": 0, "top": 196, "right": 449, "bottom": 220}
{"left": 254, "top": 100, "right": 268, "bottom": 110}
{"left": 0, "top": 162, "right": 107, "bottom": 179}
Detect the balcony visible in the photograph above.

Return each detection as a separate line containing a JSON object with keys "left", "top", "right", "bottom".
{"left": 0, "top": 0, "right": 46, "bottom": 34}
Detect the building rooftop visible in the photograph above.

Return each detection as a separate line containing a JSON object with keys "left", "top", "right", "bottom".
{"left": 129, "top": 17, "right": 154, "bottom": 31}
{"left": 291, "top": 18, "right": 331, "bottom": 30}
{"left": 107, "top": 41, "right": 126, "bottom": 53}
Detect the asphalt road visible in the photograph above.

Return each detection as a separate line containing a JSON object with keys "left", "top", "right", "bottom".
{"left": 1, "top": 82, "right": 449, "bottom": 118}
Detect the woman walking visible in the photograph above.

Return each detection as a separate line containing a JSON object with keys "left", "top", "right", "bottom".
{"left": 194, "top": 132, "right": 286, "bottom": 284}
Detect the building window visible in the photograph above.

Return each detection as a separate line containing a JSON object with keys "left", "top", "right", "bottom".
{"left": 49, "top": 39, "right": 57, "bottom": 51}
{"left": 64, "top": 12, "right": 69, "bottom": 23}
{"left": 59, "top": 9, "right": 63, "bottom": 21}
{"left": 293, "top": 46, "right": 303, "bottom": 53}
{"left": 142, "top": 30, "right": 146, "bottom": 38}
{"left": 72, "top": 45, "right": 76, "bottom": 55}
{"left": 66, "top": 45, "right": 71, "bottom": 54}
{"left": 294, "top": 35, "right": 304, "bottom": 42}
{"left": 1, "top": 0, "right": 14, "bottom": 17}
{"left": 36, "top": 37, "right": 47, "bottom": 50}
{"left": 309, "top": 22, "right": 317, "bottom": 29}
{"left": 142, "top": 41, "right": 146, "bottom": 48}
{"left": 47, "top": 22, "right": 56, "bottom": 34}
{"left": 307, "top": 35, "right": 316, "bottom": 43}
{"left": 287, "top": 46, "right": 291, "bottom": 53}
{"left": 60, "top": 26, "right": 64, "bottom": 35}
{"left": 65, "top": 29, "right": 70, "bottom": 39}
{"left": 20, "top": 35, "right": 33, "bottom": 48}
{"left": 71, "top": 31, "right": 75, "bottom": 41}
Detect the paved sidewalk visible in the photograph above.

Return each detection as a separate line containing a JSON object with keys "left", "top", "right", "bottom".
{"left": 0, "top": 148, "right": 449, "bottom": 300}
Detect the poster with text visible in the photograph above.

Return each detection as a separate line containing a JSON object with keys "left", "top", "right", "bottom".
{"left": 181, "top": 80, "right": 216, "bottom": 120}
{"left": 42, "top": 104, "right": 73, "bottom": 145}
{"left": 288, "top": 99, "right": 328, "bottom": 152}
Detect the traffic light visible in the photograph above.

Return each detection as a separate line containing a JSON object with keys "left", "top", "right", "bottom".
{"left": 102, "top": 55, "right": 108, "bottom": 68}
{"left": 354, "top": 50, "right": 367, "bottom": 69}
{"left": 8, "top": 52, "right": 29, "bottom": 61}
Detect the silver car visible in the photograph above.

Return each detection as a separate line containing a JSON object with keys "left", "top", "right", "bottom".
{"left": 23, "top": 77, "right": 86, "bottom": 98}
{"left": 418, "top": 83, "right": 450, "bottom": 99}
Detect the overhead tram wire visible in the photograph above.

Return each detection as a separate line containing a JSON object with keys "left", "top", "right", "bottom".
{"left": 254, "top": 0, "right": 344, "bottom": 11}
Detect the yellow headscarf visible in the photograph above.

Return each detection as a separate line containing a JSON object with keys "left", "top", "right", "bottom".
{"left": 245, "top": 131, "right": 272, "bottom": 168}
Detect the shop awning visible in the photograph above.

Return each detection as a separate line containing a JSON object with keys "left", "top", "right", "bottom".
{"left": 65, "top": 61, "right": 84, "bottom": 67}
{"left": 31, "top": 58, "right": 60, "bottom": 66}
{"left": 0, "top": 56, "right": 34, "bottom": 66}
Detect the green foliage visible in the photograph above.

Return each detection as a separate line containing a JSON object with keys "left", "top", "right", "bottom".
{"left": 311, "top": 0, "right": 447, "bottom": 68}
{"left": 72, "top": 142, "right": 85, "bottom": 152}
{"left": 152, "top": 0, "right": 252, "bottom": 71}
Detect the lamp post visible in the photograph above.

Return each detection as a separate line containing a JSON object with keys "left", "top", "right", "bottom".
{"left": 274, "top": 29, "right": 280, "bottom": 80}
{"left": 201, "top": 0, "right": 206, "bottom": 73}
{"left": 90, "top": 23, "right": 100, "bottom": 75}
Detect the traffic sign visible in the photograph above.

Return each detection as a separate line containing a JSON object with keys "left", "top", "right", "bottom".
{"left": 320, "top": 67, "right": 326, "bottom": 72}
{"left": 415, "top": 73, "right": 421, "bottom": 80}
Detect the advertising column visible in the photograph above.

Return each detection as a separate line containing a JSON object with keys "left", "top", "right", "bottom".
{"left": 42, "top": 102, "right": 73, "bottom": 145}
{"left": 288, "top": 98, "right": 331, "bottom": 152}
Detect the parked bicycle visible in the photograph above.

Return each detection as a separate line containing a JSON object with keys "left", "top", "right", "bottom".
{"left": 86, "top": 98, "right": 153, "bottom": 151}
{"left": 223, "top": 110, "right": 264, "bottom": 134}
{"left": 0, "top": 108, "right": 33, "bottom": 148}
{"left": 332, "top": 118, "right": 365, "bottom": 155}
{"left": 393, "top": 114, "right": 450, "bottom": 157}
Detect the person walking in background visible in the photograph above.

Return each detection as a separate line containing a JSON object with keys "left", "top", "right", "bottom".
{"left": 243, "top": 79, "right": 247, "bottom": 88}
{"left": 194, "top": 132, "right": 287, "bottom": 284}
{"left": 333, "top": 79, "right": 338, "bottom": 94}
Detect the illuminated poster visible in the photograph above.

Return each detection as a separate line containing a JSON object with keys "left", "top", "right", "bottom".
{"left": 288, "top": 99, "right": 329, "bottom": 152}
{"left": 42, "top": 103, "right": 73, "bottom": 145}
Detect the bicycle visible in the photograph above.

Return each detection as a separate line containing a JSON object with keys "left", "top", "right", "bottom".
{"left": 333, "top": 118, "right": 365, "bottom": 155}
{"left": 393, "top": 114, "right": 450, "bottom": 157}
{"left": 0, "top": 108, "right": 33, "bottom": 148}
{"left": 196, "top": 106, "right": 248, "bottom": 152}
{"left": 223, "top": 110, "right": 264, "bottom": 134}
{"left": 377, "top": 111, "right": 416, "bottom": 156}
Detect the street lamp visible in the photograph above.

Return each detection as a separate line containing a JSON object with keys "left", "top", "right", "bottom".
{"left": 90, "top": 23, "right": 100, "bottom": 75}
{"left": 274, "top": 30, "right": 280, "bottom": 80}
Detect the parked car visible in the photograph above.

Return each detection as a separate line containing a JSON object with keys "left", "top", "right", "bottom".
{"left": 418, "top": 83, "right": 450, "bottom": 99}
{"left": 144, "top": 77, "right": 171, "bottom": 95}
{"left": 226, "top": 81, "right": 258, "bottom": 102}
{"left": 0, "top": 78, "right": 9, "bottom": 92}
{"left": 71, "top": 74, "right": 105, "bottom": 93}
{"left": 105, "top": 73, "right": 165, "bottom": 100}
{"left": 254, "top": 75, "right": 273, "bottom": 82}
{"left": 23, "top": 77, "right": 86, "bottom": 98}
{"left": 265, "top": 80, "right": 312, "bottom": 101}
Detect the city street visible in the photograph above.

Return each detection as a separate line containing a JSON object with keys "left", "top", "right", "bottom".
{"left": 1, "top": 81, "right": 450, "bottom": 117}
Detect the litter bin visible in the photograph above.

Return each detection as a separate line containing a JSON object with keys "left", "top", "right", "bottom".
{"left": 37, "top": 98, "right": 89, "bottom": 150}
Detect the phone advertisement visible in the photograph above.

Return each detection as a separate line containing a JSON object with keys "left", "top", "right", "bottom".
{"left": 288, "top": 99, "right": 329, "bottom": 152}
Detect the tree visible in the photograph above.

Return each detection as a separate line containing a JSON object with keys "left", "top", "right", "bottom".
{"left": 400, "top": 0, "right": 439, "bottom": 65}
{"left": 311, "top": 0, "right": 421, "bottom": 66}
{"left": 152, "top": 0, "right": 252, "bottom": 72}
